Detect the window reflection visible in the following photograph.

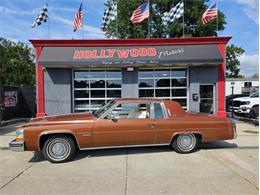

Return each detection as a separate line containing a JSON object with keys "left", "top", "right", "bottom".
{"left": 172, "top": 89, "right": 187, "bottom": 97}
{"left": 74, "top": 80, "right": 89, "bottom": 88}
{"left": 106, "top": 70, "right": 121, "bottom": 78}
{"left": 139, "top": 68, "right": 187, "bottom": 108}
{"left": 74, "top": 100, "right": 89, "bottom": 108}
{"left": 155, "top": 89, "right": 170, "bottom": 97}
{"left": 75, "top": 90, "right": 89, "bottom": 98}
{"left": 155, "top": 69, "right": 170, "bottom": 77}
{"left": 90, "top": 80, "right": 105, "bottom": 88}
{"left": 171, "top": 69, "right": 186, "bottom": 77}
{"left": 139, "top": 70, "right": 154, "bottom": 77}
{"left": 172, "top": 78, "right": 186, "bottom": 87}
{"left": 74, "top": 70, "right": 122, "bottom": 112}
{"left": 139, "top": 89, "right": 154, "bottom": 97}
{"left": 107, "top": 80, "right": 121, "bottom": 88}
{"left": 91, "top": 90, "right": 105, "bottom": 98}
{"left": 155, "top": 79, "right": 170, "bottom": 87}
{"left": 89, "top": 70, "right": 106, "bottom": 78}
{"left": 107, "top": 90, "right": 121, "bottom": 98}
{"left": 139, "top": 79, "right": 154, "bottom": 88}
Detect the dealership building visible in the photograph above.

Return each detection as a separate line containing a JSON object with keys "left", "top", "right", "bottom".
{"left": 30, "top": 37, "right": 231, "bottom": 118}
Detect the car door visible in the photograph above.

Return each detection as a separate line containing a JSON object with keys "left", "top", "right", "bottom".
{"left": 151, "top": 102, "right": 175, "bottom": 144}
{"left": 92, "top": 101, "right": 156, "bottom": 147}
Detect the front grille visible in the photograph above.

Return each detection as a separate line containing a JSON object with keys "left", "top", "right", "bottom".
{"left": 232, "top": 101, "right": 241, "bottom": 107}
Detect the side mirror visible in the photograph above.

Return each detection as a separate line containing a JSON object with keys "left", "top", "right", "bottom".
{"left": 111, "top": 115, "right": 118, "bottom": 122}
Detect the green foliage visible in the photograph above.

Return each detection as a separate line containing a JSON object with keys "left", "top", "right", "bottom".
{"left": 0, "top": 38, "right": 35, "bottom": 86}
{"left": 103, "top": 0, "right": 245, "bottom": 77}
{"left": 103, "top": 0, "right": 226, "bottom": 38}
{"left": 226, "top": 44, "right": 245, "bottom": 78}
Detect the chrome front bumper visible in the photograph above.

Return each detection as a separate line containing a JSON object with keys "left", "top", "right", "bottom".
{"left": 9, "top": 139, "right": 24, "bottom": 151}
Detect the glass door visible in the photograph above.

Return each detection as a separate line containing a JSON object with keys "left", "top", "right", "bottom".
{"left": 199, "top": 84, "right": 214, "bottom": 114}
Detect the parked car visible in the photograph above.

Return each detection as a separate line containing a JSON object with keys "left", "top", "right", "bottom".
{"left": 10, "top": 98, "right": 237, "bottom": 163}
{"left": 231, "top": 91, "right": 259, "bottom": 118}
{"left": 226, "top": 94, "right": 247, "bottom": 112}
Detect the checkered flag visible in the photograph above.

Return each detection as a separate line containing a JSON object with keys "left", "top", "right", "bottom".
{"left": 31, "top": 4, "right": 48, "bottom": 28}
{"left": 162, "top": 1, "right": 184, "bottom": 26}
{"left": 101, "top": 0, "right": 117, "bottom": 31}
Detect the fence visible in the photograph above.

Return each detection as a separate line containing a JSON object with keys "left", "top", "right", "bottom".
{"left": 0, "top": 86, "right": 36, "bottom": 122}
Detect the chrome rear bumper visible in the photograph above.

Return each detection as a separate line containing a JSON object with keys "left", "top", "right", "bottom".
{"left": 9, "top": 139, "right": 24, "bottom": 151}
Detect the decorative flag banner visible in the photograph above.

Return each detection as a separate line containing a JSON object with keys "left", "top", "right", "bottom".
{"left": 101, "top": 0, "right": 117, "bottom": 30}
{"left": 31, "top": 4, "right": 48, "bottom": 28}
{"left": 73, "top": 2, "right": 84, "bottom": 32}
{"left": 161, "top": 1, "right": 184, "bottom": 26}
{"left": 130, "top": 2, "right": 150, "bottom": 24}
{"left": 202, "top": 0, "right": 218, "bottom": 25}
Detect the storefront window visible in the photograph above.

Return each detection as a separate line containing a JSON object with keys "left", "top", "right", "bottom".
{"left": 74, "top": 69, "right": 122, "bottom": 112}
{"left": 139, "top": 68, "right": 188, "bottom": 109}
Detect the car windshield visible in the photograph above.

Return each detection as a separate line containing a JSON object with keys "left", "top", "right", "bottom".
{"left": 92, "top": 100, "right": 115, "bottom": 118}
{"left": 250, "top": 91, "right": 259, "bottom": 98}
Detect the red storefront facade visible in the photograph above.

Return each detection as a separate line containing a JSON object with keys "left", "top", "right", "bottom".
{"left": 30, "top": 36, "right": 231, "bottom": 118}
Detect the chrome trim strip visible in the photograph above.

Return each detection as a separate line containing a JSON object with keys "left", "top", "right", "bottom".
{"left": 38, "top": 132, "right": 82, "bottom": 151}
{"left": 161, "top": 102, "right": 168, "bottom": 118}
{"left": 90, "top": 128, "right": 228, "bottom": 134}
{"left": 77, "top": 132, "right": 92, "bottom": 137}
{"left": 79, "top": 143, "right": 170, "bottom": 150}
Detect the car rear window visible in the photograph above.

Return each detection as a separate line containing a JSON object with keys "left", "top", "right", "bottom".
{"left": 154, "top": 103, "right": 164, "bottom": 119}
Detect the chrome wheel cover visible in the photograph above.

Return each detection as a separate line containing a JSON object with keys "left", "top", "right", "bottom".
{"left": 46, "top": 138, "right": 71, "bottom": 161}
{"left": 177, "top": 134, "right": 196, "bottom": 152}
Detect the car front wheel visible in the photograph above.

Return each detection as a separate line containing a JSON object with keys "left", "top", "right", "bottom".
{"left": 172, "top": 133, "right": 199, "bottom": 153}
{"left": 42, "top": 135, "right": 76, "bottom": 163}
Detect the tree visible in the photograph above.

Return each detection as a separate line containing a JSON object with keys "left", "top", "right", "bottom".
{"left": 0, "top": 38, "right": 35, "bottom": 86}
{"left": 103, "top": 0, "right": 226, "bottom": 38}
{"left": 102, "top": 0, "right": 245, "bottom": 77}
{"left": 226, "top": 44, "right": 244, "bottom": 78}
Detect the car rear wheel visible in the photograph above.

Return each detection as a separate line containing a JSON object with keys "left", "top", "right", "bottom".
{"left": 172, "top": 133, "right": 199, "bottom": 153}
{"left": 42, "top": 135, "right": 76, "bottom": 163}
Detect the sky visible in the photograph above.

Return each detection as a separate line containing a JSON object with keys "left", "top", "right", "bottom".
{"left": 0, "top": 0, "right": 259, "bottom": 77}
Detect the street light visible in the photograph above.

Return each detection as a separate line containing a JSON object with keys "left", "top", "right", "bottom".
{"left": 231, "top": 82, "right": 235, "bottom": 118}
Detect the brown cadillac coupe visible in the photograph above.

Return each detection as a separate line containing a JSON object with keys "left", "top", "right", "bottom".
{"left": 10, "top": 98, "right": 236, "bottom": 163}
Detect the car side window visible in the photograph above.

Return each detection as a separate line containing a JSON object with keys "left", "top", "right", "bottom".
{"left": 154, "top": 103, "right": 164, "bottom": 119}
{"left": 105, "top": 102, "right": 151, "bottom": 119}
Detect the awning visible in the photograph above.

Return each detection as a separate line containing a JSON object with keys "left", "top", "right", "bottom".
{"left": 38, "top": 44, "right": 223, "bottom": 68}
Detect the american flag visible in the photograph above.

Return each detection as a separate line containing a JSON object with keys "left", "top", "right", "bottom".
{"left": 73, "top": 3, "right": 83, "bottom": 32}
{"left": 130, "top": 2, "right": 149, "bottom": 24}
{"left": 202, "top": 0, "right": 218, "bottom": 25}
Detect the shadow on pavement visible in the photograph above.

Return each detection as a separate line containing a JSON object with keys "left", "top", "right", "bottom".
{"left": 200, "top": 141, "right": 237, "bottom": 150}
{"left": 28, "top": 141, "right": 249, "bottom": 163}
{"left": 29, "top": 141, "right": 258, "bottom": 163}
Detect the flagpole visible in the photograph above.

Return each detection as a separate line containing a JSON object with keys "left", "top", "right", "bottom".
{"left": 216, "top": 0, "right": 218, "bottom": 36}
{"left": 182, "top": 0, "right": 184, "bottom": 37}
{"left": 116, "top": 0, "right": 118, "bottom": 39}
{"left": 147, "top": 0, "right": 150, "bottom": 38}
{"left": 82, "top": 2, "right": 85, "bottom": 39}
{"left": 46, "top": 2, "right": 50, "bottom": 38}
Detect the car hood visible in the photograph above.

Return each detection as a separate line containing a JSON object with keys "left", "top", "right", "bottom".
{"left": 233, "top": 97, "right": 250, "bottom": 101}
{"left": 20, "top": 112, "right": 94, "bottom": 128}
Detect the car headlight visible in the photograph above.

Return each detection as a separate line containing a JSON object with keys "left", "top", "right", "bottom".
{"left": 16, "top": 129, "right": 24, "bottom": 140}
{"left": 240, "top": 101, "right": 250, "bottom": 105}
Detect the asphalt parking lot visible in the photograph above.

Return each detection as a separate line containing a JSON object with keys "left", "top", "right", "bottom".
{"left": 0, "top": 121, "right": 258, "bottom": 195}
